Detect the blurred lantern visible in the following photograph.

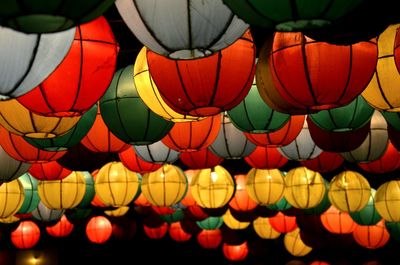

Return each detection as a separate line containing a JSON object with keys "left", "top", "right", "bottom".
{"left": 358, "top": 142, "right": 400, "bottom": 174}
{"left": 244, "top": 146, "right": 288, "bottom": 169}
{"left": 350, "top": 189, "right": 381, "bottom": 226}
{"left": 76, "top": 171, "right": 95, "bottom": 208}
{"left": 65, "top": 208, "right": 91, "bottom": 223}
{"left": 18, "top": 17, "right": 118, "bottom": 117}
{"left": 95, "top": 162, "right": 141, "bottom": 207}
{"left": 375, "top": 180, "right": 400, "bottom": 222}
{"left": 223, "top": 209, "right": 250, "bottom": 230}
{"left": 146, "top": 32, "right": 255, "bottom": 117}
{"left": 229, "top": 174, "right": 258, "bottom": 212}
{"left": 180, "top": 169, "right": 198, "bottom": 207}
{"left": 180, "top": 148, "right": 223, "bottom": 170}
{"left": 253, "top": 217, "right": 281, "bottom": 239}
{"left": 116, "top": 0, "right": 248, "bottom": 59}
{"left": 222, "top": 242, "right": 249, "bottom": 262}
{"left": 382, "top": 111, "right": 400, "bottom": 131}
{"left": 300, "top": 151, "right": 344, "bottom": 173}
{"left": 0, "top": 215, "right": 19, "bottom": 224}
{"left": 141, "top": 165, "right": 187, "bottom": 207}
{"left": 284, "top": 167, "right": 326, "bottom": 209}
{"left": 269, "top": 212, "right": 297, "bottom": 233}
{"left": 246, "top": 168, "right": 285, "bottom": 206}
{"left": 328, "top": 171, "right": 371, "bottom": 212}
{"left": 143, "top": 222, "right": 168, "bottom": 240}
{"left": 210, "top": 113, "right": 256, "bottom": 159}
{"left": 10, "top": 220, "right": 40, "bottom": 249}
{"left": 100, "top": 65, "right": 173, "bottom": 145}
{"left": 352, "top": 220, "right": 390, "bottom": 249}
{"left": 0, "top": 0, "right": 115, "bottom": 33}
{"left": 112, "top": 217, "right": 137, "bottom": 240}
{"left": 190, "top": 166, "right": 235, "bottom": 209}
{"left": 0, "top": 145, "right": 30, "bottom": 183}
{"left": 46, "top": 215, "right": 74, "bottom": 238}
{"left": 29, "top": 161, "right": 71, "bottom": 181}
{"left": 31, "top": 202, "right": 64, "bottom": 223}
{"left": 169, "top": 222, "right": 192, "bottom": 243}
{"left": 89, "top": 170, "right": 106, "bottom": 208}
{"left": 385, "top": 222, "right": 400, "bottom": 241}
{"left": 284, "top": 228, "right": 312, "bottom": 257}
{"left": 86, "top": 215, "right": 112, "bottom": 244}
{"left": 118, "top": 146, "right": 162, "bottom": 174}
{"left": 196, "top": 216, "right": 223, "bottom": 230}
{"left": 133, "top": 193, "right": 151, "bottom": 207}
{"left": 38, "top": 171, "right": 86, "bottom": 210}
{"left": 104, "top": 206, "right": 130, "bottom": 218}
{"left": 0, "top": 179, "right": 24, "bottom": 218}
{"left": 133, "top": 140, "right": 180, "bottom": 164}
{"left": 197, "top": 229, "right": 222, "bottom": 249}
{"left": 0, "top": 25, "right": 75, "bottom": 99}
{"left": 320, "top": 206, "right": 357, "bottom": 234}
{"left": 17, "top": 173, "right": 39, "bottom": 214}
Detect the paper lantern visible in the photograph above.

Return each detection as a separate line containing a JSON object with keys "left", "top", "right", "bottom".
{"left": 31, "top": 201, "right": 64, "bottom": 223}
{"left": 269, "top": 212, "right": 297, "bottom": 233}
{"left": 246, "top": 168, "right": 285, "bottom": 206}
{"left": 0, "top": 179, "right": 24, "bottom": 218}
{"left": 197, "top": 229, "right": 222, "bottom": 249}
{"left": 353, "top": 220, "right": 390, "bottom": 249}
{"left": 350, "top": 189, "right": 382, "bottom": 226}
{"left": 223, "top": 209, "right": 250, "bottom": 230}
{"left": 196, "top": 216, "right": 223, "bottom": 230}
{"left": 358, "top": 142, "right": 400, "bottom": 174}
{"left": 116, "top": 0, "right": 248, "bottom": 59}
{"left": 168, "top": 222, "right": 192, "bottom": 243}
{"left": 229, "top": 174, "right": 258, "bottom": 212}
{"left": 95, "top": 162, "right": 141, "bottom": 207}
{"left": 86, "top": 215, "right": 112, "bottom": 244}
{"left": 303, "top": 184, "right": 331, "bottom": 215}
{"left": 28, "top": 161, "right": 71, "bottom": 181}
{"left": 46, "top": 215, "right": 74, "bottom": 238}
{"left": 133, "top": 140, "right": 180, "bottom": 164}
{"left": 252, "top": 217, "right": 281, "bottom": 239}
{"left": 321, "top": 206, "right": 357, "bottom": 234}
{"left": 146, "top": 32, "right": 255, "bottom": 117}
{"left": 284, "top": 228, "right": 312, "bottom": 257}
{"left": 222, "top": 242, "right": 249, "bottom": 262}
{"left": 11, "top": 221, "right": 40, "bottom": 249}
{"left": 0, "top": 0, "right": 115, "bottom": 33}
{"left": 133, "top": 193, "right": 151, "bottom": 207}
{"left": 179, "top": 169, "right": 198, "bottom": 207}
{"left": 141, "top": 165, "right": 187, "bottom": 207}
{"left": 0, "top": 145, "right": 30, "bottom": 183}
{"left": 104, "top": 206, "right": 130, "bottom": 218}
{"left": 180, "top": 148, "right": 223, "bottom": 170}
{"left": 190, "top": 166, "right": 235, "bottom": 209}
{"left": 328, "top": 171, "right": 371, "bottom": 212}
{"left": 284, "top": 167, "right": 326, "bottom": 209}
{"left": 76, "top": 171, "right": 95, "bottom": 209}
{"left": 17, "top": 173, "right": 39, "bottom": 214}
{"left": 143, "top": 222, "right": 168, "bottom": 240}
{"left": 375, "top": 180, "right": 400, "bottom": 222}
{"left": 300, "top": 151, "right": 344, "bottom": 173}
{"left": 244, "top": 146, "right": 287, "bottom": 169}
{"left": 118, "top": 146, "right": 162, "bottom": 174}
{"left": 0, "top": 25, "right": 75, "bottom": 99}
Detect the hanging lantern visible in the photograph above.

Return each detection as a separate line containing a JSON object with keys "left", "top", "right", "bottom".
{"left": 168, "top": 222, "right": 192, "bottom": 243}
{"left": 133, "top": 140, "right": 180, "bottom": 164}
{"left": 350, "top": 189, "right": 382, "bottom": 226}
{"left": 196, "top": 229, "right": 222, "bottom": 249}
{"left": 229, "top": 174, "right": 258, "bottom": 212}
{"left": 222, "top": 242, "right": 249, "bottom": 262}
{"left": 112, "top": 217, "right": 137, "bottom": 240}
{"left": 180, "top": 148, "right": 223, "bottom": 170}
{"left": 95, "top": 162, "right": 141, "bottom": 207}
{"left": 269, "top": 212, "right": 297, "bottom": 233}
{"left": 31, "top": 201, "right": 64, "bottom": 223}
{"left": 17, "top": 173, "right": 39, "bottom": 214}
{"left": 77, "top": 171, "right": 95, "bottom": 209}
{"left": 358, "top": 141, "right": 400, "bottom": 174}
{"left": 143, "top": 222, "right": 168, "bottom": 240}
{"left": 11, "top": 221, "right": 40, "bottom": 249}
{"left": 320, "top": 206, "right": 357, "bottom": 234}
{"left": 352, "top": 220, "right": 390, "bottom": 249}
{"left": 196, "top": 216, "right": 224, "bottom": 231}
{"left": 244, "top": 146, "right": 288, "bottom": 169}
{"left": 29, "top": 161, "right": 71, "bottom": 181}
{"left": 0, "top": 25, "right": 75, "bottom": 99}
{"left": 300, "top": 151, "right": 344, "bottom": 173}
{"left": 146, "top": 32, "right": 255, "bottom": 117}
{"left": 223, "top": 209, "right": 250, "bottom": 230}
{"left": 116, "top": 0, "right": 248, "bottom": 59}
{"left": 0, "top": 145, "right": 30, "bottom": 183}
{"left": 252, "top": 217, "right": 281, "bottom": 239}
{"left": 328, "top": 171, "right": 371, "bottom": 212}
{"left": 180, "top": 169, "right": 198, "bottom": 207}
{"left": 90, "top": 169, "right": 107, "bottom": 208}
{"left": 375, "top": 180, "right": 400, "bottom": 222}
{"left": 284, "top": 228, "right": 313, "bottom": 257}
{"left": 86, "top": 215, "right": 112, "bottom": 244}
{"left": 46, "top": 215, "right": 74, "bottom": 238}
{"left": 118, "top": 146, "right": 162, "bottom": 174}
{"left": 0, "top": 179, "right": 24, "bottom": 218}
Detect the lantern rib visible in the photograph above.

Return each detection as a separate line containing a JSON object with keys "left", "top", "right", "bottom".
{"left": 335, "top": 46, "right": 353, "bottom": 104}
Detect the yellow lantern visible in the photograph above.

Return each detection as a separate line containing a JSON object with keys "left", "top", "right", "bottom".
{"left": 0, "top": 179, "right": 24, "bottom": 218}
{"left": 284, "top": 228, "right": 312, "bottom": 257}
{"left": 252, "top": 217, "right": 281, "bottom": 239}
{"left": 133, "top": 47, "right": 202, "bottom": 122}
{"left": 375, "top": 180, "right": 400, "bottom": 222}
{"left": 246, "top": 168, "right": 285, "bottom": 206}
{"left": 222, "top": 209, "right": 250, "bottom": 230}
{"left": 141, "top": 164, "right": 188, "bottom": 207}
{"left": 190, "top": 165, "right": 235, "bottom": 209}
{"left": 284, "top": 167, "right": 326, "bottom": 209}
{"left": 328, "top": 171, "right": 371, "bottom": 212}
{"left": 0, "top": 215, "right": 19, "bottom": 224}
{"left": 0, "top": 99, "right": 80, "bottom": 138}
{"left": 38, "top": 171, "right": 86, "bottom": 209}
{"left": 95, "top": 162, "right": 141, "bottom": 207}
{"left": 104, "top": 206, "right": 130, "bottom": 217}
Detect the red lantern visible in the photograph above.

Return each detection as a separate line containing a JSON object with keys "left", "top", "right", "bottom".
{"left": 134, "top": 193, "right": 152, "bottom": 207}
{"left": 17, "top": 16, "right": 118, "bottom": 117}
{"left": 352, "top": 220, "right": 389, "bottom": 249}
{"left": 300, "top": 151, "right": 344, "bottom": 173}
{"left": 147, "top": 32, "right": 255, "bottom": 117}
{"left": 143, "top": 222, "right": 168, "bottom": 239}
{"left": 11, "top": 220, "right": 40, "bottom": 249}
{"left": 90, "top": 169, "right": 107, "bottom": 208}
{"left": 46, "top": 215, "right": 74, "bottom": 238}
{"left": 29, "top": 161, "right": 72, "bottom": 181}
{"left": 112, "top": 218, "right": 137, "bottom": 240}
{"left": 197, "top": 229, "right": 222, "bottom": 249}
{"left": 86, "top": 216, "right": 112, "bottom": 244}
{"left": 269, "top": 212, "right": 297, "bottom": 233}
{"left": 320, "top": 206, "right": 357, "bottom": 234}
{"left": 168, "top": 222, "right": 192, "bottom": 242}
{"left": 118, "top": 146, "right": 162, "bottom": 174}
{"left": 244, "top": 146, "right": 288, "bottom": 169}
{"left": 186, "top": 205, "right": 209, "bottom": 221}
{"left": 222, "top": 242, "right": 249, "bottom": 262}
{"left": 151, "top": 206, "right": 176, "bottom": 216}
{"left": 358, "top": 141, "right": 400, "bottom": 174}
{"left": 229, "top": 175, "right": 258, "bottom": 212}
{"left": 180, "top": 148, "right": 223, "bottom": 169}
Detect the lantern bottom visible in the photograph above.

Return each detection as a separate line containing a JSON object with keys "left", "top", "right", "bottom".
{"left": 169, "top": 49, "right": 213, "bottom": 60}
{"left": 5, "top": 15, "right": 74, "bottom": 34}
{"left": 189, "top": 107, "right": 222, "bottom": 117}
{"left": 276, "top": 19, "right": 331, "bottom": 32}
{"left": 25, "top": 132, "right": 57, "bottom": 139}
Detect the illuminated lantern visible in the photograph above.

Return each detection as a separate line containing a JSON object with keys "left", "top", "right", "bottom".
{"left": 353, "top": 220, "right": 390, "bottom": 249}
{"left": 197, "top": 229, "right": 222, "bottom": 249}
{"left": 46, "top": 215, "right": 74, "bottom": 238}
{"left": 210, "top": 113, "right": 256, "bottom": 159}
{"left": 320, "top": 206, "right": 357, "bottom": 234}
{"left": 133, "top": 140, "right": 180, "bottom": 164}
{"left": 350, "top": 189, "right": 381, "bottom": 226}
{"left": 143, "top": 222, "right": 168, "bottom": 240}
{"left": 0, "top": 26, "right": 75, "bottom": 99}
{"left": 118, "top": 146, "right": 162, "bottom": 174}
{"left": 222, "top": 242, "right": 249, "bottom": 262}
{"left": 190, "top": 166, "right": 234, "bottom": 209}
{"left": 18, "top": 17, "right": 118, "bottom": 117}
{"left": 246, "top": 168, "right": 285, "bottom": 206}
{"left": 244, "top": 146, "right": 288, "bottom": 169}
{"left": 38, "top": 171, "right": 86, "bottom": 209}
{"left": 0, "top": 145, "right": 30, "bottom": 183}
{"left": 29, "top": 161, "right": 71, "bottom": 181}
{"left": 229, "top": 175, "right": 258, "bottom": 212}
{"left": 300, "top": 151, "right": 344, "bottom": 173}
{"left": 269, "top": 212, "right": 297, "bottom": 233}
{"left": 180, "top": 169, "right": 198, "bottom": 207}
{"left": 95, "top": 162, "right": 141, "bottom": 207}
{"left": 86, "top": 215, "right": 112, "bottom": 244}
{"left": 253, "top": 217, "right": 281, "bottom": 239}
{"left": 76, "top": 171, "right": 95, "bottom": 208}
{"left": 17, "top": 173, "right": 39, "bottom": 214}
{"left": 180, "top": 148, "right": 223, "bottom": 170}
{"left": 0, "top": 179, "right": 24, "bottom": 218}
{"left": 104, "top": 206, "right": 130, "bottom": 218}
{"left": 284, "top": 228, "right": 312, "bottom": 257}
{"left": 11, "top": 221, "right": 40, "bottom": 249}
{"left": 196, "top": 216, "right": 223, "bottom": 230}
{"left": 0, "top": 215, "right": 19, "bottom": 224}
{"left": 133, "top": 193, "right": 151, "bottom": 207}
{"left": 141, "top": 165, "right": 187, "bottom": 207}
{"left": 116, "top": 0, "right": 248, "bottom": 59}
{"left": 358, "top": 142, "right": 400, "bottom": 174}
{"left": 375, "top": 180, "right": 400, "bottom": 222}
{"left": 169, "top": 222, "right": 192, "bottom": 242}
{"left": 223, "top": 209, "right": 250, "bottom": 230}
{"left": 31, "top": 202, "right": 64, "bottom": 222}
{"left": 0, "top": 1, "right": 115, "bottom": 33}
{"left": 146, "top": 33, "right": 255, "bottom": 117}
{"left": 100, "top": 65, "right": 173, "bottom": 145}
{"left": 328, "top": 171, "right": 371, "bottom": 212}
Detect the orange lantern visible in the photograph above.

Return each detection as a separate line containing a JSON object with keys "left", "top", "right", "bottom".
{"left": 229, "top": 174, "right": 258, "bottom": 212}
{"left": 352, "top": 220, "right": 390, "bottom": 249}
{"left": 143, "top": 222, "right": 168, "bottom": 240}
{"left": 28, "top": 161, "right": 71, "bottom": 181}
{"left": 269, "top": 212, "right": 297, "bottom": 233}
{"left": 11, "top": 220, "right": 40, "bottom": 249}
{"left": 45, "top": 215, "right": 74, "bottom": 238}
{"left": 118, "top": 146, "right": 162, "bottom": 174}
{"left": 197, "top": 229, "right": 222, "bottom": 249}
{"left": 180, "top": 169, "right": 198, "bottom": 207}
{"left": 168, "top": 222, "right": 192, "bottom": 243}
{"left": 320, "top": 206, "right": 357, "bottom": 234}
{"left": 86, "top": 216, "right": 112, "bottom": 244}
{"left": 244, "top": 146, "right": 288, "bottom": 169}
{"left": 222, "top": 242, "right": 249, "bottom": 262}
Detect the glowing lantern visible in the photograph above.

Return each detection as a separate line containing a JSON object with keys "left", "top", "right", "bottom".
{"left": 222, "top": 242, "right": 249, "bottom": 262}
{"left": 353, "top": 220, "right": 390, "bottom": 249}
{"left": 375, "top": 180, "right": 400, "bottom": 222}
{"left": 300, "top": 151, "right": 344, "bottom": 173}
{"left": 358, "top": 142, "right": 400, "bottom": 174}
{"left": 302, "top": 185, "right": 331, "bottom": 215}
{"left": 17, "top": 173, "right": 39, "bottom": 214}
{"left": 350, "top": 189, "right": 381, "bottom": 226}
{"left": 29, "top": 161, "right": 71, "bottom": 181}
{"left": 46, "top": 215, "right": 74, "bottom": 238}
{"left": 320, "top": 206, "right": 357, "bottom": 234}
{"left": 180, "top": 148, "right": 223, "bottom": 170}
{"left": 169, "top": 222, "right": 192, "bottom": 243}
{"left": 86, "top": 216, "right": 112, "bottom": 244}
{"left": 95, "top": 162, "right": 141, "bottom": 207}
{"left": 229, "top": 174, "right": 258, "bottom": 212}
{"left": 133, "top": 140, "right": 180, "bottom": 164}
{"left": 0, "top": 179, "right": 24, "bottom": 218}
{"left": 0, "top": 26, "right": 75, "bottom": 99}
{"left": 284, "top": 228, "right": 312, "bottom": 257}
{"left": 244, "top": 146, "right": 288, "bottom": 169}
{"left": 0, "top": 145, "right": 30, "bottom": 183}
{"left": 223, "top": 209, "right": 250, "bottom": 230}
{"left": 196, "top": 216, "right": 222, "bottom": 231}
{"left": 180, "top": 169, "right": 198, "bottom": 207}
{"left": 118, "top": 146, "right": 161, "bottom": 174}
{"left": 143, "top": 222, "right": 168, "bottom": 240}
{"left": 31, "top": 202, "right": 64, "bottom": 222}
{"left": 252, "top": 217, "right": 281, "bottom": 239}
{"left": 197, "top": 229, "right": 222, "bottom": 249}
{"left": 269, "top": 212, "right": 297, "bottom": 233}
{"left": 11, "top": 220, "right": 40, "bottom": 249}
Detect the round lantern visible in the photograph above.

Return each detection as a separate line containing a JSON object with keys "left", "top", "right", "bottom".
{"left": 180, "top": 148, "right": 224, "bottom": 170}
{"left": 17, "top": 16, "right": 118, "bottom": 117}
{"left": 118, "top": 146, "right": 162, "bottom": 174}
{"left": 31, "top": 202, "right": 64, "bottom": 222}
{"left": 190, "top": 166, "right": 235, "bottom": 209}
{"left": 100, "top": 65, "right": 174, "bottom": 145}
{"left": 328, "top": 171, "right": 371, "bottom": 212}
{"left": 116, "top": 0, "right": 248, "bottom": 59}
{"left": 320, "top": 206, "right": 357, "bottom": 234}
{"left": 284, "top": 228, "right": 312, "bottom": 257}
{"left": 252, "top": 217, "right": 281, "bottom": 239}
{"left": 17, "top": 173, "right": 39, "bottom": 214}
{"left": 168, "top": 222, "right": 192, "bottom": 242}
{"left": 300, "top": 151, "right": 344, "bottom": 173}
{"left": 76, "top": 171, "right": 95, "bottom": 208}
{"left": 29, "top": 161, "right": 71, "bottom": 181}
{"left": 196, "top": 216, "right": 223, "bottom": 230}
{"left": 112, "top": 217, "right": 137, "bottom": 240}
{"left": 0, "top": 145, "right": 30, "bottom": 183}
{"left": 86, "top": 215, "right": 112, "bottom": 244}
{"left": 222, "top": 242, "right": 249, "bottom": 262}
{"left": 229, "top": 174, "right": 258, "bottom": 212}
{"left": 358, "top": 142, "right": 400, "bottom": 174}
{"left": 244, "top": 146, "right": 288, "bottom": 169}
{"left": 0, "top": 179, "right": 24, "bottom": 218}
{"left": 95, "top": 162, "right": 141, "bottom": 207}
{"left": 353, "top": 220, "right": 390, "bottom": 249}
{"left": 11, "top": 220, "right": 40, "bottom": 249}
{"left": 375, "top": 180, "right": 400, "bottom": 222}
{"left": 223, "top": 209, "right": 250, "bottom": 230}
{"left": 269, "top": 212, "right": 297, "bottom": 233}
{"left": 141, "top": 165, "right": 187, "bottom": 207}
{"left": 46, "top": 215, "right": 74, "bottom": 238}
{"left": 0, "top": 0, "right": 115, "bottom": 33}
{"left": 350, "top": 189, "right": 381, "bottom": 226}
{"left": 196, "top": 229, "right": 222, "bottom": 249}
{"left": 133, "top": 140, "right": 180, "bottom": 164}
{"left": 143, "top": 222, "right": 168, "bottom": 240}
{"left": 146, "top": 32, "right": 255, "bottom": 117}
{"left": 0, "top": 25, "right": 75, "bottom": 99}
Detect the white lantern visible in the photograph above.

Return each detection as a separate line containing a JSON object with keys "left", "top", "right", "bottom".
{"left": 133, "top": 141, "right": 180, "bottom": 164}
{"left": 0, "top": 145, "right": 30, "bottom": 183}
{"left": 31, "top": 201, "right": 65, "bottom": 222}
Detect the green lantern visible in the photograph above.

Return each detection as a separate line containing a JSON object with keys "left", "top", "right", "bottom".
{"left": 222, "top": 0, "right": 364, "bottom": 31}
{"left": 382, "top": 111, "right": 400, "bottom": 131}
{"left": 100, "top": 65, "right": 174, "bottom": 145}
{"left": 65, "top": 208, "right": 92, "bottom": 223}
{"left": 385, "top": 222, "right": 400, "bottom": 242}
{"left": 159, "top": 209, "right": 185, "bottom": 224}
{"left": 227, "top": 78, "right": 290, "bottom": 133}
{"left": 349, "top": 189, "right": 381, "bottom": 225}
{"left": 76, "top": 172, "right": 95, "bottom": 209}
{"left": 267, "top": 197, "right": 292, "bottom": 211}
{"left": 196, "top": 216, "right": 223, "bottom": 230}
{"left": 303, "top": 180, "right": 331, "bottom": 215}
{"left": 17, "top": 173, "right": 40, "bottom": 214}
{"left": 308, "top": 96, "right": 374, "bottom": 132}
{"left": 24, "top": 104, "right": 97, "bottom": 151}
{"left": 0, "top": 0, "right": 115, "bottom": 33}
